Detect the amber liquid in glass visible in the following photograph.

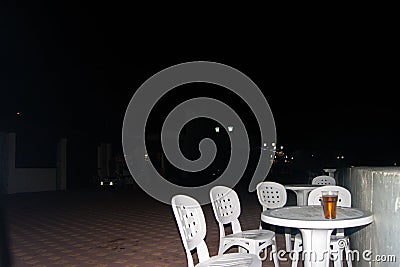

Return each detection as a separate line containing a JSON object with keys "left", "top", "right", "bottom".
{"left": 322, "top": 195, "right": 338, "bottom": 219}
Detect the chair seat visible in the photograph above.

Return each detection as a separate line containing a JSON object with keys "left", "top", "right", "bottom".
{"left": 225, "top": 229, "right": 276, "bottom": 242}
{"left": 294, "top": 233, "right": 350, "bottom": 246}
{"left": 196, "top": 252, "right": 261, "bottom": 267}
{"left": 210, "top": 186, "right": 279, "bottom": 266}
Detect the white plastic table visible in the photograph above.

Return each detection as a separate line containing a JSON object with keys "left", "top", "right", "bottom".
{"left": 261, "top": 206, "right": 373, "bottom": 267}
{"left": 285, "top": 184, "right": 322, "bottom": 206}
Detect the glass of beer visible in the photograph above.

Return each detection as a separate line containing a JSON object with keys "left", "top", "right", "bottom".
{"left": 321, "top": 190, "right": 339, "bottom": 219}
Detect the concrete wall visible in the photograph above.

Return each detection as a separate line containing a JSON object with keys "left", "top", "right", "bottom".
{"left": 3, "top": 133, "right": 67, "bottom": 194}
{"left": 342, "top": 167, "right": 400, "bottom": 267}
{"left": 7, "top": 168, "right": 57, "bottom": 194}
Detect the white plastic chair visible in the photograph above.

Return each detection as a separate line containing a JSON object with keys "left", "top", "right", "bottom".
{"left": 311, "top": 175, "right": 336, "bottom": 185}
{"left": 256, "top": 182, "right": 287, "bottom": 210}
{"left": 256, "top": 181, "right": 293, "bottom": 253}
{"left": 291, "top": 185, "right": 353, "bottom": 267}
{"left": 209, "top": 186, "right": 279, "bottom": 266}
{"left": 171, "top": 194, "right": 262, "bottom": 267}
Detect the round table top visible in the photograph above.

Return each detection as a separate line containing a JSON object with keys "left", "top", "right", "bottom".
{"left": 261, "top": 206, "right": 374, "bottom": 229}
{"left": 284, "top": 184, "right": 322, "bottom": 190}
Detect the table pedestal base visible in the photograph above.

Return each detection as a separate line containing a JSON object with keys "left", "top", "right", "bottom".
{"left": 298, "top": 229, "right": 333, "bottom": 267}
{"left": 296, "top": 191, "right": 307, "bottom": 206}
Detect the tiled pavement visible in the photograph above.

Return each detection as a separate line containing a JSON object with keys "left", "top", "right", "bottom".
{"left": 3, "top": 187, "right": 304, "bottom": 267}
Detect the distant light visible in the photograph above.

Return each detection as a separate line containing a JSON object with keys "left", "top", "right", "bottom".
{"left": 100, "top": 181, "right": 104, "bottom": 186}
{"left": 280, "top": 146, "right": 284, "bottom": 150}
{"left": 110, "top": 181, "right": 113, "bottom": 186}
{"left": 263, "top": 143, "right": 267, "bottom": 147}
{"left": 394, "top": 163, "right": 397, "bottom": 166}
{"left": 16, "top": 112, "right": 21, "bottom": 115}
{"left": 144, "top": 154, "right": 149, "bottom": 160}
{"left": 227, "top": 126, "right": 234, "bottom": 132}
{"left": 337, "top": 156, "right": 340, "bottom": 159}
{"left": 311, "top": 154, "right": 314, "bottom": 157}
{"left": 291, "top": 156, "right": 294, "bottom": 160}
{"left": 272, "top": 143, "right": 276, "bottom": 147}
{"left": 215, "top": 127, "right": 220, "bottom": 133}
{"left": 341, "top": 156, "right": 344, "bottom": 159}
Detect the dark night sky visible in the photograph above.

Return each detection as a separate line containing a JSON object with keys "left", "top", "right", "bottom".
{"left": 1, "top": 1, "right": 398, "bottom": 170}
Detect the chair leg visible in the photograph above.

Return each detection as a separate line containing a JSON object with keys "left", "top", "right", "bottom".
{"left": 218, "top": 239, "right": 225, "bottom": 255}
{"left": 291, "top": 238, "right": 302, "bottom": 267}
{"left": 331, "top": 242, "right": 343, "bottom": 267}
{"left": 247, "top": 240, "right": 257, "bottom": 256}
{"left": 345, "top": 245, "right": 352, "bottom": 267}
{"left": 271, "top": 236, "right": 280, "bottom": 267}
{"left": 285, "top": 232, "right": 292, "bottom": 252}
{"left": 333, "top": 253, "right": 342, "bottom": 267}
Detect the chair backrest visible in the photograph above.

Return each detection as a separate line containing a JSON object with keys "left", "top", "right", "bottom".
{"left": 171, "top": 195, "right": 210, "bottom": 267}
{"left": 311, "top": 175, "right": 336, "bottom": 185}
{"left": 256, "top": 181, "right": 287, "bottom": 211}
{"left": 209, "top": 186, "right": 242, "bottom": 234}
{"left": 307, "top": 185, "right": 351, "bottom": 207}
